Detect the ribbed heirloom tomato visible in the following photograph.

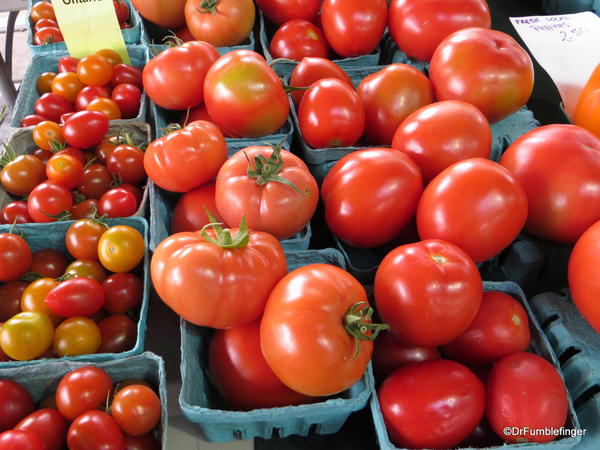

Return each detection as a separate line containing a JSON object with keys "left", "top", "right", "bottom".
{"left": 261, "top": 264, "right": 388, "bottom": 396}
{"left": 215, "top": 145, "right": 318, "bottom": 240}
{"left": 151, "top": 220, "right": 286, "bottom": 329}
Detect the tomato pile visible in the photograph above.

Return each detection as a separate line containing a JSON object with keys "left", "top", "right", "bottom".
{"left": 0, "top": 367, "right": 161, "bottom": 449}
{"left": 30, "top": 0, "right": 131, "bottom": 46}
{"left": 0, "top": 221, "right": 144, "bottom": 361}
{"left": 22, "top": 49, "right": 143, "bottom": 128}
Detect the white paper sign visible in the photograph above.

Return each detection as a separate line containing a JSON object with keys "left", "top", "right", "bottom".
{"left": 510, "top": 12, "right": 600, "bottom": 119}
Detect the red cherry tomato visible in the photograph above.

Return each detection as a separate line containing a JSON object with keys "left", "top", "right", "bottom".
{"left": 15, "top": 409, "right": 67, "bottom": 450}
{"left": 76, "top": 163, "right": 113, "bottom": 200}
{"left": 289, "top": 56, "right": 353, "bottom": 107}
{"left": 111, "top": 84, "right": 142, "bottom": 119}
{"left": 106, "top": 145, "right": 146, "bottom": 185}
{"left": 1, "top": 201, "right": 33, "bottom": 224}
{"left": 56, "top": 367, "right": 113, "bottom": 421}
{"left": 110, "top": 385, "right": 161, "bottom": 436}
{"left": 34, "top": 18, "right": 58, "bottom": 32}
{"left": 0, "top": 233, "right": 32, "bottom": 282}
{"left": 63, "top": 111, "right": 110, "bottom": 149}
{"left": 102, "top": 273, "right": 143, "bottom": 313}
{"left": 0, "top": 281, "right": 28, "bottom": 321}
{"left": 110, "top": 64, "right": 143, "bottom": 89}
{"left": 45, "top": 277, "right": 105, "bottom": 317}
{"left": 255, "top": 0, "right": 320, "bottom": 25}
{"left": 0, "top": 379, "right": 35, "bottom": 431}
{"left": 34, "top": 93, "right": 74, "bottom": 123}
{"left": 21, "top": 115, "right": 47, "bottom": 127}
{"left": 0, "top": 430, "right": 43, "bottom": 449}
{"left": 58, "top": 57, "right": 80, "bottom": 73}
{"left": 270, "top": 20, "right": 329, "bottom": 61}
{"left": 98, "top": 187, "right": 138, "bottom": 217}
{"left": 67, "top": 411, "right": 124, "bottom": 450}
{"left": 30, "top": 249, "right": 68, "bottom": 279}
{"left": 97, "top": 314, "right": 137, "bottom": 353}
{"left": 46, "top": 153, "right": 85, "bottom": 189}
{"left": 171, "top": 181, "right": 223, "bottom": 234}
{"left": 75, "top": 86, "right": 110, "bottom": 111}
{"left": 34, "top": 27, "right": 63, "bottom": 46}
{"left": 27, "top": 181, "right": 73, "bottom": 223}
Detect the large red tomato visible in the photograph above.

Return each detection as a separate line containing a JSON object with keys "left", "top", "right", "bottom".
{"left": 204, "top": 51, "right": 290, "bottom": 138}
{"left": 378, "top": 360, "right": 485, "bottom": 448}
{"left": 289, "top": 57, "right": 353, "bottom": 107}
{"left": 321, "top": 149, "right": 423, "bottom": 248}
{"left": 269, "top": 20, "right": 329, "bottom": 61}
{"left": 151, "top": 223, "right": 286, "bottom": 328}
{"left": 298, "top": 78, "right": 365, "bottom": 148}
{"left": 442, "top": 290, "right": 530, "bottom": 364}
{"left": 389, "top": 0, "right": 491, "bottom": 61}
{"left": 500, "top": 124, "right": 600, "bottom": 243}
{"left": 215, "top": 145, "right": 318, "bottom": 240}
{"left": 375, "top": 239, "right": 482, "bottom": 346}
{"left": 184, "top": 0, "right": 255, "bottom": 47}
{"left": 321, "top": 0, "right": 387, "bottom": 57}
{"left": 171, "top": 181, "right": 224, "bottom": 234}
{"left": 357, "top": 64, "right": 433, "bottom": 145}
{"left": 372, "top": 332, "right": 440, "bottom": 380}
{"left": 261, "top": 263, "right": 386, "bottom": 396}
{"left": 209, "top": 320, "right": 314, "bottom": 410}
{"left": 486, "top": 352, "right": 568, "bottom": 443}
{"left": 392, "top": 100, "right": 492, "bottom": 183}
{"left": 130, "top": 0, "right": 186, "bottom": 28}
{"left": 417, "top": 158, "right": 528, "bottom": 263}
{"left": 256, "top": 0, "right": 321, "bottom": 25}
{"left": 569, "top": 220, "right": 600, "bottom": 332}
{"left": 429, "top": 28, "right": 534, "bottom": 123}
{"left": 143, "top": 41, "right": 219, "bottom": 110}
{"left": 144, "top": 120, "right": 227, "bottom": 193}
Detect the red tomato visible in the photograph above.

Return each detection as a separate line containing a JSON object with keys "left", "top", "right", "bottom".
{"left": 215, "top": 145, "right": 318, "bottom": 239}
{"left": 30, "top": 1, "right": 55, "bottom": 22}
{"left": 184, "top": 0, "right": 255, "bottom": 47}
{"left": 98, "top": 187, "right": 138, "bottom": 218}
{"left": 30, "top": 249, "right": 68, "bottom": 279}
{"left": 0, "top": 281, "right": 28, "bottom": 321}
{"left": 33, "top": 27, "right": 63, "bottom": 46}
{"left": 375, "top": 239, "right": 482, "bottom": 346}
{"left": 55, "top": 147, "right": 86, "bottom": 166}
{"left": 34, "top": 93, "right": 74, "bottom": 123}
{"left": 110, "top": 385, "right": 161, "bottom": 436}
{"left": 569, "top": 220, "right": 600, "bottom": 332}
{"left": 46, "top": 153, "right": 84, "bottom": 189}
{"left": 486, "top": 352, "right": 568, "bottom": 443}
{"left": 143, "top": 41, "right": 219, "bottom": 110}
{"left": 321, "top": 0, "right": 387, "bottom": 57}
{"left": 256, "top": 0, "right": 320, "bottom": 25}
{"left": 358, "top": 64, "right": 433, "bottom": 145}
{"left": 130, "top": 0, "right": 185, "bottom": 28}
{"left": 442, "top": 291, "right": 530, "bottom": 364}
{"left": 102, "top": 273, "right": 143, "bottom": 313}
{"left": 0, "top": 379, "right": 35, "bottom": 431}
{"left": 111, "top": 84, "right": 142, "bottom": 119}
{"left": 270, "top": 20, "right": 329, "bottom": 61}
{"left": 429, "top": 28, "right": 534, "bottom": 123}
{"left": 66, "top": 219, "right": 106, "bottom": 261}
{"left": 70, "top": 199, "right": 99, "bottom": 220}
{"left": 144, "top": 121, "right": 227, "bottom": 193}
{"left": 261, "top": 264, "right": 385, "bottom": 396}
{"left": 15, "top": 409, "right": 67, "bottom": 450}
{"left": 0, "top": 233, "right": 32, "bottom": 282}
{"left": 210, "top": 320, "right": 314, "bottom": 410}
{"left": 106, "top": 145, "right": 146, "bottom": 185}
{"left": 389, "top": 0, "right": 491, "bottom": 61}
{"left": 77, "top": 55, "right": 113, "bottom": 87}
{"left": 45, "top": 277, "right": 104, "bottom": 317}
{"left": 31, "top": 149, "right": 52, "bottom": 166}
{"left": 27, "top": 181, "right": 73, "bottom": 223}
{"left": 151, "top": 224, "right": 286, "bottom": 329}
{"left": 321, "top": 149, "right": 423, "bottom": 247}
{"left": 0, "top": 154, "right": 46, "bottom": 197}
{"left": 171, "top": 181, "right": 224, "bottom": 234}
{"left": 392, "top": 100, "right": 492, "bottom": 183}
{"left": 56, "top": 367, "right": 113, "bottom": 421}
{"left": 204, "top": 50, "right": 290, "bottom": 138}
{"left": 417, "top": 158, "right": 528, "bottom": 263}
{"left": 33, "top": 18, "right": 58, "bottom": 32}
{"left": 58, "top": 57, "right": 80, "bottom": 74}
{"left": 110, "top": 64, "right": 143, "bottom": 89}
{"left": 76, "top": 163, "right": 112, "bottom": 200}
{"left": 289, "top": 57, "right": 353, "bottom": 107}
{"left": 0, "top": 430, "right": 43, "bottom": 450}
{"left": 63, "top": 110, "right": 109, "bottom": 149}
{"left": 298, "top": 78, "right": 365, "bottom": 148}
{"left": 67, "top": 411, "right": 124, "bottom": 450}
{"left": 500, "top": 124, "right": 600, "bottom": 243}
{"left": 98, "top": 314, "right": 137, "bottom": 353}
{"left": 75, "top": 86, "right": 110, "bottom": 111}
{"left": 119, "top": 183, "right": 143, "bottom": 206}
{"left": 21, "top": 115, "right": 47, "bottom": 127}
{"left": 379, "top": 360, "right": 485, "bottom": 448}
{"left": 372, "top": 332, "right": 440, "bottom": 380}
{"left": 113, "top": 0, "right": 129, "bottom": 23}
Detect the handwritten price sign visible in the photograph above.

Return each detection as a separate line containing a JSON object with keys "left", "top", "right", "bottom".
{"left": 510, "top": 12, "right": 600, "bottom": 119}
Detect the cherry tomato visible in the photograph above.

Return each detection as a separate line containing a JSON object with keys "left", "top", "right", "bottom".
{"left": 0, "top": 379, "right": 34, "bottom": 431}
{"left": 321, "top": 148, "right": 423, "bottom": 247}
{"left": 95, "top": 140, "right": 117, "bottom": 164}
{"left": 289, "top": 57, "right": 353, "bottom": 107}
{"left": 75, "top": 86, "right": 110, "bottom": 112}
{"left": 486, "top": 352, "right": 568, "bottom": 443}
{"left": 0, "top": 155, "right": 46, "bottom": 196}
{"left": 58, "top": 57, "right": 80, "bottom": 74}
{"left": 20, "top": 278, "right": 62, "bottom": 325}
{"left": 30, "top": 249, "right": 68, "bottom": 278}
{"left": 31, "top": 148, "right": 52, "bottom": 166}
{"left": 120, "top": 183, "right": 143, "bottom": 206}
{"left": 123, "top": 433, "right": 160, "bottom": 450}
{"left": 110, "top": 385, "right": 160, "bottom": 436}
{"left": 110, "top": 64, "right": 143, "bottom": 89}
{"left": 0, "top": 281, "right": 28, "bottom": 321}
{"left": 77, "top": 55, "right": 114, "bottom": 87}
{"left": 0, "top": 233, "right": 32, "bottom": 282}
{"left": 34, "top": 27, "right": 63, "bottom": 46}
{"left": 27, "top": 181, "right": 73, "bottom": 223}
{"left": 110, "top": 84, "right": 141, "bottom": 119}
{"left": 171, "top": 181, "right": 223, "bottom": 234}
{"left": 30, "top": 1, "right": 55, "bottom": 22}
{"left": 65, "top": 219, "right": 106, "bottom": 260}
{"left": 1, "top": 202, "right": 33, "bottom": 225}
{"left": 36, "top": 72, "right": 56, "bottom": 94}
{"left": 106, "top": 145, "right": 146, "bottom": 184}
{"left": 417, "top": 158, "right": 528, "bottom": 263}
{"left": 379, "top": 360, "right": 485, "bottom": 448}
{"left": 55, "top": 147, "right": 86, "bottom": 165}
{"left": 270, "top": 20, "right": 329, "bottom": 61}
{"left": 34, "top": 18, "right": 58, "bottom": 32}
{"left": 113, "top": 1, "right": 129, "bottom": 24}
{"left": 56, "top": 367, "right": 113, "bottom": 420}
{"left": 87, "top": 97, "right": 122, "bottom": 120}
{"left": 34, "top": 94, "right": 73, "bottom": 123}
{"left": 298, "top": 78, "right": 365, "bottom": 148}
{"left": 50, "top": 72, "right": 84, "bottom": 103}
{"left": 102, "top": 273, "right": 142, "bottom": 314}
{"left": 59, "top": 112, "right": 77, "bottom": 125}
{"left": 76, "top": 163, "right": 113, "bottom": 200}
{"left": 95, "top": 49, "right": 122, "bottom": 66}
{"left": 63, "top": 110, "right": 109, "bottom": 149}
{"left": 32, "top": 120, "right": 64, "bottom": 151}
{"left": 98, "top": 188, "right": 138, "bottom": 218}
{"left": 0, "top": 312, "right": 54, "bottom": 361}
{"left": 255, "top": 0, "right": 320, "bottom": 25}
{"left": 45, "top": 277, "right": 104, "bottom": 317}
{"left": 46, "top": 153, "right": 84, "bottom": 189}
{"left": 70, "top": 199, "right": 99, "bottom": 220}
{"left": 64, "top": 260, "right": 107, "bottom": 283}
{"left": 53, "top": 317, "right": 101, "bottom": 357}
{"left": 0, "top": 430, "right": 43, "bottom": 449}
{"left": 98, "top": 314, "right": 137, "bottom": 354}
{"left": 15, "top": 409, "right": 67, "bottom": 450}
{"left": 67, "top": 411, "right": 124, "bottom": 450}
{"left": 98, "top": 225, "right": 144, "bottom": 273}
{"left": 21, "top": 115, "right": 47, "bottom": 127}
{"left": 358, "top": 64, "right": 433, "bottom": 145}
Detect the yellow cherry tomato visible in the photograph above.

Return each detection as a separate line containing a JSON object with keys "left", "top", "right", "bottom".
{"left": 98, "top": 225, "right": 144, "bottom": 273}
{"left": 0, "top": 312, "right": 54, "bottom": 360}
{"left": 53, "top": 317, "right": 101, "bottom": 357}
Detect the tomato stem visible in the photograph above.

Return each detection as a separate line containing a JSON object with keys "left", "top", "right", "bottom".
{"left": 21, "top": 272, "right": 43, "bottom": 282}
{"left": 344, "top": 302, "right": 389, "bottom": 360}
{"left": 200, "top": 211, "right": 251, "bottom": 249}
{"left": 0, "top": 142, "right": 17, "bottom": 168}
{"left": 283, "top": 85, "right": 310, "bottom": 95}
{"left": 198, "top": 0, "right": 218, "bottom": 14}
{"left": 39, "top": 209, "right": 72, "bottom": 222}
{"left": 49, "top": 139, "right": 66, "bottom": 153}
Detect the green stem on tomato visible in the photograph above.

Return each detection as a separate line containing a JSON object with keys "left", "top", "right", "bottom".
{"left": 200, "top": 211, "right": 250, "bottom": 249}
{"left": 344, "top": 302, "right": 389, "bottom": 360}
{"left": 198, "top": 0, "right": 218, "bottom": 14}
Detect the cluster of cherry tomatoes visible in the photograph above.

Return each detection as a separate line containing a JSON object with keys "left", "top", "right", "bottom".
{"left": 0, "top": 220, "right": 144, "bottom": 362}
{"left": 30, "top": 0, "right": 131, "bottom": 46}
{"left": 22, "top": 49, "right": 143, "bottom": 128}
{"left": 0, "top": 366, "right": 160, "bottom": 449}
{"left": 1, "top": 122, "right": 146, "bottom": 224}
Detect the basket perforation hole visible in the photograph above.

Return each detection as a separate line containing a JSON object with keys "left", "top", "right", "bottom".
{"left": 541, "top": 314, "right": 560, "bottom": 331}
{"left": 308, "top": 423, "right": 319, "bottom": 435}
{"left": 558, "top": 346, "right": 581, "bottom": 366}
{"left": 271, "top": 428, "right": 282, "bottom": 439}
{"left": 574, "top": 384, "right": 600, "bottom": 410}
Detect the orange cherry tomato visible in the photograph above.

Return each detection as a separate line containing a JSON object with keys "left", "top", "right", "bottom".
{"left": 86, "top": 98, "right": 122, "bottom": 120}
{"left": 37, "top": 72, "right": 57, "bottom": 95}
{"left": 30, "top": 1, "right": 56, "bottom": 23}
{"left": 32, "top": 121, "right": 65, "bottom": 151}
{"left": 77, "top": 55, "right": 114, "bottom": 86}
{"left": 51, "top": 72, "right": 85, "bottom": 103}
{"left": 95, "top": 49, "right": 123, "bottom": 66}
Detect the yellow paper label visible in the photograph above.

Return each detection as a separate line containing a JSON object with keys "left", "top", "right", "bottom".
{"left": 50, "top": 0, "right": 130, "bottom": 64}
